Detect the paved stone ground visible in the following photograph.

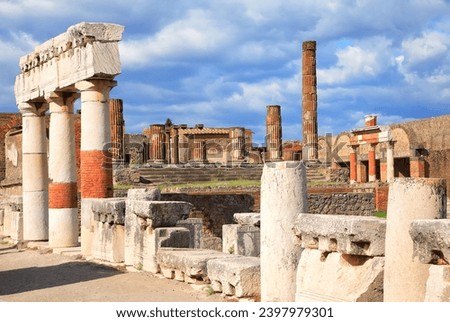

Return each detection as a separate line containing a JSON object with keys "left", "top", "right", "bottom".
{"left": 0, "top": 239, "right": 225, "bottom": 302}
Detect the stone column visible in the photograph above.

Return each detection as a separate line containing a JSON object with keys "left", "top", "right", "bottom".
{"left": 260, "top": 161, "right": 307, "bottom": 301}
{"left": 349, "top": 145, "right": 358, "bottom": 184}
{"left": 109, "top": 98, "right": 125, "bottom": 163}
{"left": 178, "top": 130, "right": 188, "bottom": 164}
{"left": 265, "top": 105, "right": 282, "bottom": 161}
{"left": 47, "top": 91, "right": 79, "bottom": 247}
{"left": 302, "top": 40, "right": 318, "bottom": 163}
{"left": 192, "top": 140, "right": 207, "bottom": 163}
{"left": 20, "top": 102, "right": 48, "bottom": 241}
{"left": 76, "top": 79, "right": 116, "bottom": 199}
{"left": 149, "top": 124, "right": 166, "bottom": 163}
{"left": 384, "top": 178, "right": 446, "bottom": 302}
{"left": 386, "top": 141, "right": 394, "bottom": 181}
{"left": 368, "top": 143, "right": 377, "bottom": 182}
{"left": 230, "top": 127, "right": 245, "bottom": 162}
{"left": 170, "top": 127, "right": 179, "bottom": 164}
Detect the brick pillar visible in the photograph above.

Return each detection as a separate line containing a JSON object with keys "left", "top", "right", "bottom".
{"left": 410, "top": 157, "right": 425, "bottom": 178}
{"left": 368, "top": 143, "right": 377, "bottom": 182}
{"left": 47, "top": 91, "right": 79, "bottom": 247}
{"left": 170, "top": 127, "right": 179, "bottom": 164}
{"left": 349, "top": 146, "right": 358, "bottom": 184}
{"left": 20, "top": 102, "right": 48, "bottom": 241}
{"left": 357, "top": 160, "right": 367, "bottom": 183}
{"left": 149, "top": 124, "right": 166, "bottom": 163}
{"left": 76, "top": 79, "right": 116, "bottom": 199}
{"left": 266, "top": 105, "right": 282, "bottom": 161}
{"left": 380, "top": 159, "right": 388, "bottom": 182}
{"left": 302, "top": 40, "right": 318, "bottom": 162}
{"left": 109, "top": 98, "right": 125, "bottom": 162}
{"left": 230, "top": 127, "right": 245, "bottom": 162}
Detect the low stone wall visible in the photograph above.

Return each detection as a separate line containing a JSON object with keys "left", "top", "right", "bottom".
{"left": 308, "top": 192, "right": 375, "bottom": 216}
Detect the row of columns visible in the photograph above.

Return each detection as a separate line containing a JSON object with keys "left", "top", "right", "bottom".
{"left": 349, "top": 142, "right": 394, "bottom": 184}
{"left": 20, "top": 78, "right": 115, "bottom": 245}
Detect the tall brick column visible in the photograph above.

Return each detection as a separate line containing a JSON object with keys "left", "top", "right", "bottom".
{"left": 76, "top": 79, "right": 116, "bottom": 199}
{"left": 47, "top": 91, "right": 79, "bottom": 247}
{"left": 170, "top": 127, "right": 179, "bottom": 164}
{"left": 349, "top": 145, "right": 358, "bottom": 184}
{"left": 20, "top": 102, "right": 48, "bottom": 241}
{"left": 368, "top": 144, "right": 377, "bottom": 182}
{"left": 109, "top": 98, "right": 125, "bottom": 163}
{"left": 302, "top": 40, "right": 318, "bottom": 163}
{"left": 266, "top": 105, "right": 282, "bottom": 161}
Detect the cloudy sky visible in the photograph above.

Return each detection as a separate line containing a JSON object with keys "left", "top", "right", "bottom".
{"left": 1, "top": 0, "right": 450, "bottom": 144}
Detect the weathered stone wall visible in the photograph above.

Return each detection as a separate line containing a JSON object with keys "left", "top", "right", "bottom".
{"left": 0, "top": 113, "right": 22, "bottom": 182}
{"left": 308, "top": 192, "right": 375, "bottom": 216}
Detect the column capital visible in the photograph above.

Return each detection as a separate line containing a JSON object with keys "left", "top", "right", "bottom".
{"left": 18, "top": 101, "right": 48, "bottom": 116}
{"left": 46, "top": 91, "right": 80, "bottom": 113}
{"left": 75, "top": 78, "right": 117, "bottom": 92}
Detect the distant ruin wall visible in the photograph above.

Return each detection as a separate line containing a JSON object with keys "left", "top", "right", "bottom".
{"left": 308, "top": 192, "right": 375, "bottom": 216}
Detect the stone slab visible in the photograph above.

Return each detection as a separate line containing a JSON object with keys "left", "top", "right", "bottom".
{"left": 207, "top": 256, "right": 260, "bottom": 298}
{"left": 157, "top": 249, "right": 234, "bottom": 284}
{"left": 294, "top": 213, "right": 386, "bottom": 256}
{"left": 233, "top": 213, "right": 260, "bottom": 227}
{"left": 126, "top": 200, "right": 192, "bottom": 227}
{"left": 409, "top": 219, "right": 450, "bottom": 264}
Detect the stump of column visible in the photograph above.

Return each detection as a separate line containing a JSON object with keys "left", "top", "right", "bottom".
{"left": 260, "top": 161, "right": 307, "bottom": 301}
{"left": 20, "top": 103, "right": 49, "bottom": 241}
{"left": 265, "top": 105, "right": 282, "bottom": 162}
{"left": 149, "top": 124, "right": 166, "bottom": 163}
{"left": 384, "top": 177, "right": 447, "bottom": 301}
{"left": 47, "top": 92, "right": 79, "bottom": 247}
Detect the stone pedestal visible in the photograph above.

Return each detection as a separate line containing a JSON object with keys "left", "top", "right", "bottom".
{"left": 384, "top": 178, "right": 447, "bottom": 302}
{"left": 260, "top": 161, "right": 307, "bottom": 301}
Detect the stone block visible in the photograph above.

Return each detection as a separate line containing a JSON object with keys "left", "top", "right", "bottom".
{"left": 157, "top": 249, "right": 234, "bottom": 283}
{"left": 207, "top": 256, "right": 260, "bottom": 298}
{"left": 294, "top": 214, "right": 386, "bottom": 256}
{"left": 176, "top": 218, "right": 203, "bottom": 248}
{"left": 233, "top": 212, "right": 260, "bottom": 227}
{"left": 424, "top": 265, "right": 450, "bottom": 302}
{"left": 222, "top": 224, "right": 260, "bottom": 256}
{"left": 409, "top": 219, "right": 450, "bottom": 265}
{"left": 91, "top": 198, "right": 126, "bottom": 224}
{"left": 10, "top": 211, "right": 23, "bottom": 242}
{"left": 81, "top": 199, "right": 95, "bottom": 257}
{"left": 202, "top": 237, "right": 222, "bottom": 251}
{"left": 127, "top": 188, "right": 161, "bottom": 201}
{"left": 126, "top": 200, "right": 192, "bottom": 227}
{"left": 296, "top": 249, "right": 384, "bottom": 302}
{"left": 92, "top": 222, "right": 125, "bottom": 263}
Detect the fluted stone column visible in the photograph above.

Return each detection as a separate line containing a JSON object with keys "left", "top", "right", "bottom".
{"left": 230, "top": 127, "right": 245, "bottom": 162}
{"left": 266, "top": 105, "right": 282, "bottom": 161}
{"left": 302, "top": 40, "right": 318, "bottom": 163}
{"left": 109, "top": 98, "right": 125, "bottom": 163}
{"left": 149, "top": 124, "right": 166, "bottom": 163}
{"left": 20, "top": 102, "right": 48, "bottom": 241}
{"left": 47, "top": 91, "right": 79, "bottom": 247}
{"left": 261, "top": 161, "right": 307, "bottom": 301}
{"left": 170, "top": 127, "right": 179, "bottom": 164}
{"left": 384, "top": 178, "right": 447, "bottom": 301}
{"left": 76, "top": 79, "right": 116, "bottom": 199}
{"left": 386, "top": 141, "right": 394, "bottom": 181}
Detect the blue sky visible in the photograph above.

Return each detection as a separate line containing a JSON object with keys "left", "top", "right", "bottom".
{"left": 1, "top": 0, "right": 450, "bottom": 144}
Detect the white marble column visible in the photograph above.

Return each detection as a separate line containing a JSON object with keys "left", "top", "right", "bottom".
{"left": 20, "top": 102, "right": 49, "bottom": 241}
{"left": 47, "top": 91, "right": 79, "bottom": 247}
{"left": 260, "top": 161, "right": 308, "bottom": 301}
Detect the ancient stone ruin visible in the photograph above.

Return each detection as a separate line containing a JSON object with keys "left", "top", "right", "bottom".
{"left": 0, "top": 23, "right": 449, "bottom": 303}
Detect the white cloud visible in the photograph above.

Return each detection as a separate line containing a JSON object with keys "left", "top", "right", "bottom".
{"left": 401, "top": 31, "right": 448, "bottom": 66}
{"left": 120, "top": 9, "right": 235, "bottom": 68}
{"left": 317, "top": 37, "right": 393, "bottom": 85}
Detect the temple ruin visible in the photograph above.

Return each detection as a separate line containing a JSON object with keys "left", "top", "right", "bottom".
{"left": 0, "top": 22, "right": 449, "bottom": 303}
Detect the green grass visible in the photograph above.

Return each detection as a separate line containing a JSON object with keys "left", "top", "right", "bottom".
{"left": 373, "top": 210, "right": 387, "bottom": 219}
{"left": 114, "top": 183, "right": 134, "bottom": 190}
{"left": 159, "top": 179, "right": 261, "bottom": 190}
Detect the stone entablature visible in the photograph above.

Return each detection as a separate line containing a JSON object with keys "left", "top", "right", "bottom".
{"left": 294, "top": 214, "right": 386, "bottom": 257}
{"left": 15, "top": 22, "right": 124, "bottom": 103}
{"left": 409, "top": 219, "right": 450, "bottom": 265}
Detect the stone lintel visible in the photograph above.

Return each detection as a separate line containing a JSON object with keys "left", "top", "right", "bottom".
{"left": 409, "top": 219, "right": 450, "bottom": 265}
{"left": 294, "top": 213, "right": 386, "bottom": 256}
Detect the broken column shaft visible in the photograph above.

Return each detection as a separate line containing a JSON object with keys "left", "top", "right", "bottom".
{"left": 265, "top": 105, "right": 282, "bottom": 161}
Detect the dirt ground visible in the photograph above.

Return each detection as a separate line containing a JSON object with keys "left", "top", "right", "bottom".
{"left": 0, "top": 241, "right": 225, "bottom": 302}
